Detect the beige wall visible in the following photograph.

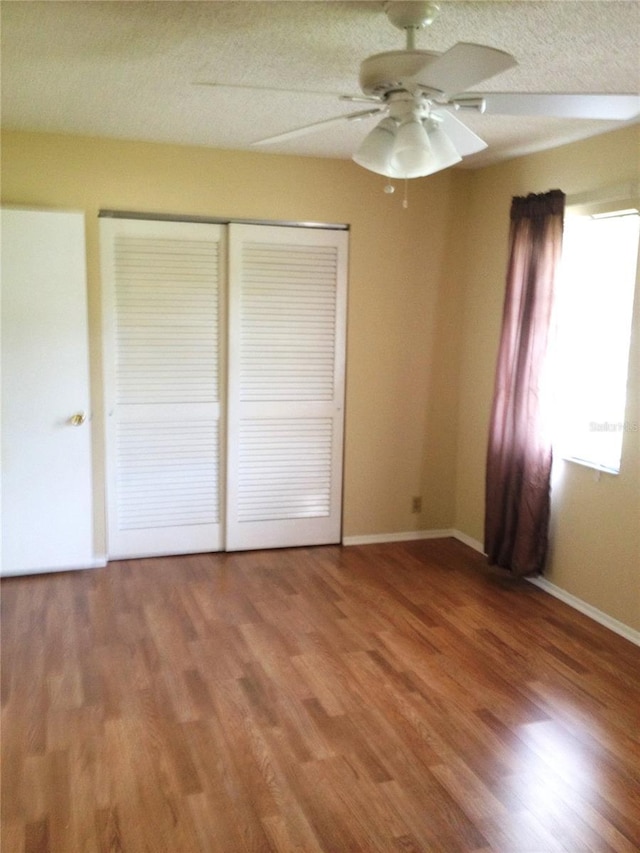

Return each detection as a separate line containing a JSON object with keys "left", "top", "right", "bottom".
{"left": 1, "top": 130, "right": 464, "bottom": 550}
{"left": 454, "top": 125, "right": 640, "bottom": 632}
{"left": 3, "top": 125, "right": 638, "bottom": 633}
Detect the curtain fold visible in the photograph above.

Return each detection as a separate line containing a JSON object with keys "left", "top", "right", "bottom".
{"left": 484, "top": 189, "right": 565, "bottom": 576}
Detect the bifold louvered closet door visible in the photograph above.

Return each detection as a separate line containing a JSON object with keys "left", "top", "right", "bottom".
{"left": 102, "top": 217, "right": 347, "bottom": 558}
{"left": 226, "top": 224, "right": 347, "bottom": 551}
{"left": 102, "top": 219, "right": 224, "bottom": 558}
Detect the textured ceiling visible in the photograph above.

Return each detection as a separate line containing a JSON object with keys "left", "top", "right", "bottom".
{"left": 2, "top": 1, "right": 639, "bottom": 169}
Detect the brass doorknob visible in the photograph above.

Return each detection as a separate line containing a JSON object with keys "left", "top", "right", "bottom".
{"left": 69, "top": 412, "right": 87, "bottom": 426}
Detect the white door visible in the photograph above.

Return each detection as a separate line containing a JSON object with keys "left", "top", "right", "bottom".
{"left": 1, "top": 208, "right": 94, "bottom": 575}
{"left": 226, "top": 224, "right": 347, "bottom": 551}
{"left": 101, "top": 218, "right": 224, "bottom": 559}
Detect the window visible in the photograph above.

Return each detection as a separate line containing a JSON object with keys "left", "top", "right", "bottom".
{"left": 553, "top": 206, "right": 639, "bottom": 474}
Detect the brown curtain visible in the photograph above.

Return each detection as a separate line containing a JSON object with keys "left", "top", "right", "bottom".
{"left": 484, "top": 189, "right": 565, "bottom": 576}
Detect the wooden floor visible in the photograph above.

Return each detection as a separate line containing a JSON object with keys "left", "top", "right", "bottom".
{"left": 2, "top": 538, "right": 640, "bottom": 852}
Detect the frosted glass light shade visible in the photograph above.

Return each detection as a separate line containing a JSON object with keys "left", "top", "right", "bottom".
{"left": 421, "top": 125, "right": 463, "bottom": 176}
{"left": 390, "top": 118, "right": 433, "bottom": 178}
{"left": 352, "top": 118, "right": 397, "bottom": 176}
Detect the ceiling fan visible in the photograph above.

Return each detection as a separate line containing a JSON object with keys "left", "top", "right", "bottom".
{"left": 249, "top": 1, "right": 640, "bottom": 180}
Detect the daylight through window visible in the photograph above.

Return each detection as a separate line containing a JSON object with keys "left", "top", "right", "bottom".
{"left": 553, "top": 207, "right": 639, "bottom": 473}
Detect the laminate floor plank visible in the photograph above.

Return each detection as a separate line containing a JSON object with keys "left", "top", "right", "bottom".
{"left": 2, "top": 539, "right": 639, "bottom": 852}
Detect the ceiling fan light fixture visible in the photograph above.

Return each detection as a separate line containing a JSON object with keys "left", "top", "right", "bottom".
{"left": 390, "top": 115, "right": 433, "bottom": 178}
{"left": 352, "top": 117, "right": 397, "bottom": 176}
{"left": 353, "top": 109, "right": 463, "bottom": 180}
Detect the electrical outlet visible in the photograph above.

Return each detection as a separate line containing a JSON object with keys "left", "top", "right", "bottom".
{"left": 411, "top": 496, "right": 422, "bottom": 514}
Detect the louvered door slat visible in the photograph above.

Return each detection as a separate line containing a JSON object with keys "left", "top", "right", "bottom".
{"left": 239, "top": 242, "right": 338, "bottom": 404}
{"left": 226, "top": 224, "right": 348, "bottom": 551}
{"left": 102, "top": 219, "right": 224, "bottom": 558}
{"left": 238, "top": 417, "right": 333, "bottom": 521}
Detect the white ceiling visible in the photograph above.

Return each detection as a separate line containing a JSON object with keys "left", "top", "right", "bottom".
{"left": 2, "top": 0, "right": 639, "bottom": 169}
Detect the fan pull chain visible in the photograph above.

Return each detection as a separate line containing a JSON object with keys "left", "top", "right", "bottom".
{"left": 382, "top": 180, "right": 409, "bottom": 209}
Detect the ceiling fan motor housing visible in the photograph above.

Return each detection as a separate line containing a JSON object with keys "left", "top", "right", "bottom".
{"left": 359, "top": 50, "right": 441, "bottom": 96}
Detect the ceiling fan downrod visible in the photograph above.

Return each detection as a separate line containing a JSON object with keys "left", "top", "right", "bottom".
{"left": 384, "top": 1, "right": 441, "bottom": 49}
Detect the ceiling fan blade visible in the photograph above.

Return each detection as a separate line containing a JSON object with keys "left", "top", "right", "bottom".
{"left": 252, "top": 108, "right": 384, "bottom": 146}
{"left": 480, "top": 93, "right": 640, "bottom": 120}
{"left": 435, "top": 110, "right": 488, "bottom": 156}
{"left": 340, "top": 94, "right": 384, "bottom": 104}
{"left": 193, "top": 82, "right": 342, "bottom": 97}
{"left": 420, "top": 43, "right": 517, "bottom": 95}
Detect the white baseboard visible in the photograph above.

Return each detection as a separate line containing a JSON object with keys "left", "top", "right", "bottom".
{"left": 342, "top": 528, "right": 639, "bottom": 647}
{"left": 343, "top": 528, "right": 486, "bottom": 552}
{"left": 526, "top": 576, "right": 640, "bottom": 647}
{"left": 342, "top": 529, "right": 456, "bottom": 546}
{"left": 450, "top": 529, "right": 486, "bottom": 554}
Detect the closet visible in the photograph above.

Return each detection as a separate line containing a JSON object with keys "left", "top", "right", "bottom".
{"left": 100, "top": 216, "right": 348, "bottom": 558}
